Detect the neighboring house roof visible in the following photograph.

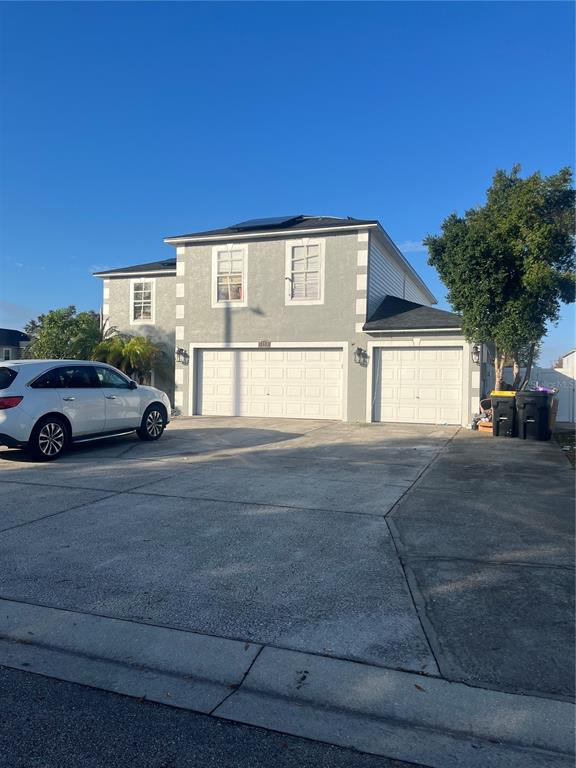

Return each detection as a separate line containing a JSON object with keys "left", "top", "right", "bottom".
{"left": 0, "top": 328, "right": 29, "bottom": 346}
{"left": 164, "top": 215, "right": 379, "bottom": 243}
{"left": 363, "top": 296, "right": 461, "bottom": 332}
{"left": 93, "top": 259, "right": 177, "bottom": 277}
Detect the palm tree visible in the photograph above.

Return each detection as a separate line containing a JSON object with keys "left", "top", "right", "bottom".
{"left": 92, "top": 334, "right": 163, "bottom": 383}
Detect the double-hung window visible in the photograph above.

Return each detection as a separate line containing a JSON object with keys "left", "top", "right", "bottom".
{"left": 285, "top": 239, "right": 325, "bottom": 305}
{"left": 212, "top": 245, "right": 247, "bottom": 306}
{"left": 130, "top": 279, "right": 155, "bottom": 324}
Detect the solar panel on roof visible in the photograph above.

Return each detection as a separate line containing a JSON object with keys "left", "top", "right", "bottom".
{"left": 230, "top": 216, "right": 303, "bottom": 231}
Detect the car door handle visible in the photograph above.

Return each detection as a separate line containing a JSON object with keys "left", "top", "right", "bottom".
{"left": 105, "top": 395, "right": 117, "bottom": 400}
{"left": 62, "top": 396, "right": 75, "bottom": 401}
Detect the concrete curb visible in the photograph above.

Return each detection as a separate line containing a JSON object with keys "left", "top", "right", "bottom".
{"left": 0, "top": 598, "right": 261, "bottom": 713}
{"left": 1, "top": 599, "right": 574, "bottom": 768}
{"left": 215, "top": 646, "right": 575, "bottom": 767}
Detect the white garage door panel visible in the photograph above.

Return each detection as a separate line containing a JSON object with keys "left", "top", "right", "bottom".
{"left": 375, "top": 347, "right": 463, "bottom": 425}
{"left": 198, "top": 348, "right": 343, "bottom": 419}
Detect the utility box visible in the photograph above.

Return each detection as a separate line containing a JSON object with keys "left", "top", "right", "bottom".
{"left": 491, "top": 391, "right": 517, "bottom": 437}
{"left": 516, "top": 390, "right": 553, "bottom": 441}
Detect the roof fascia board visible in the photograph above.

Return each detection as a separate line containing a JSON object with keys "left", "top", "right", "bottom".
{"left": 163, "top": 222, "right": 378, "bottom": 245}
{"left": 94, "top": 269, "right": 177, "bottom": 278}
{"left": 372, "top": 225, "right": 437, "bottom": 305}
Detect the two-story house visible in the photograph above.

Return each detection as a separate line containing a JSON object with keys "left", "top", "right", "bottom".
{"left": 95, "top": 215, "right": 487, "bottom": 426}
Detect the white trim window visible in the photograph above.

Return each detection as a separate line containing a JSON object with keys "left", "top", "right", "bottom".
{"left": 130, "top": 278, "right": 155, "bottom": 324}
{"left": 212, "top": 244, "right": 248, "bottom": 307}
{"left": 2, "top": 348, "right": 11, "bottom": 361}
{"left": 285, "top": 239, "right": 325, "bottom": 305}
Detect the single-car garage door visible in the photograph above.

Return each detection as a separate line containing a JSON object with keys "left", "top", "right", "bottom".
{"left": 197, "top": 348, "right": 343, "bottom": 419}
{"left": 374, "top": 347, "right": 463, "bottom": 425}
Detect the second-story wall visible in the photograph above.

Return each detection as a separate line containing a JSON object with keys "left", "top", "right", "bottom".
{"left": 175, "top": 231, "right": 361, "bottom": 346}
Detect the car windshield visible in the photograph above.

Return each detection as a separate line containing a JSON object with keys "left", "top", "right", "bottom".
{"left": 0, "top": 367, "right": 18, "bottom": 390}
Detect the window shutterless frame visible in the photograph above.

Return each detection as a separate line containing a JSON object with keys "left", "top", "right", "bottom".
{"left": 130, "top": 277, "right": 156, "bottom": 325}
{"left": 284, "top": 238, "right": 325, "bottom": 306}
{"left": 211, "top": 244, "right": 248, "bottom": 308}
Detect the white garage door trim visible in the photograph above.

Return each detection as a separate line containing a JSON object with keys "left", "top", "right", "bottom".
{"left": 365, "top": 339, "right": 470, "bottom": 426}
{"left": 189, "top": 341, "right": 348, "bottom": 420}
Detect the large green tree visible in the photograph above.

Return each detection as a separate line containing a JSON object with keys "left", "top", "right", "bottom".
{"left": 24, "top": 306, "right": 104, "bottom": 360}
{"left": 425, "top": 166, "right": 575, "bottom": 389}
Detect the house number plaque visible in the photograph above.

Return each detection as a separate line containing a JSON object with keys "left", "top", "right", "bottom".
{"left": 258, "top": 340, "right": 272, "bottom": 348}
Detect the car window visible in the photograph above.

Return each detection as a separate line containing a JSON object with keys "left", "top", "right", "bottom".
{"left": 30, "top": 368, "right": 61, "bottom": 389}
{"left": 95, "top": 366, "right": 131, "bottom": 389}
{"left": 0, "top": 367, "right": 17, "bottom": 390}
{"left": 56, "top": 365, "right": 100, "bottom": 389}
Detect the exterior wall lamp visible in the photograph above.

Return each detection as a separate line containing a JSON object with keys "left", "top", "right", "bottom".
{"left": 175, "top": 347, "right": 189, "bottom": 364}
{"left": 354, "top": 347, "right": 369, "bottom": 366}
{"left": 471, "top": 344, "right": 481, "bottom": 365}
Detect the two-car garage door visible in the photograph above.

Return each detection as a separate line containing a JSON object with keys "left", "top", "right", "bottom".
{"left": 197, "top": 348, "right": 343, "bottom": 419}
{"left": 374, "top": 347, "right": 463, "bottom": 425}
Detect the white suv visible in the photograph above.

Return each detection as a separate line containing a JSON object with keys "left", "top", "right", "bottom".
{"left": 0, "top": 360, "right": 171, "bottom": 461}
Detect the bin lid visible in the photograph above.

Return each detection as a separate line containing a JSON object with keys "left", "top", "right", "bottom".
{"left": 490, "top": 390, "right": 516, "bottom": 397}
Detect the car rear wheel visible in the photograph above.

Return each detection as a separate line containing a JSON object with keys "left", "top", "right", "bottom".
{"left": 137, "top": 404, "right": 166, "bottom": 441}
{"left": 29, "top": 416, "right": 69, "bottom": 461}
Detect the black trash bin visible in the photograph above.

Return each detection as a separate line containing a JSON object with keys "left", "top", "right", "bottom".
{"left": 491, "top": 391, "right": 517, "bottom": 437}
{"left": 516, "top": 390, "right": 552, "bottom": 441}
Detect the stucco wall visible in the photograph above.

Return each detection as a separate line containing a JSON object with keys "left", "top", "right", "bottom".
{"left": 103, "top": 275, "right": 176, "bottom": 404}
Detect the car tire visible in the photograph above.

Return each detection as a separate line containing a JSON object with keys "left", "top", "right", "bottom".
{"left": 137, "top": 404, "right": 166, "bottom": 441}
{"left": 29, "top": 415, "right": 69, "bottom": 461}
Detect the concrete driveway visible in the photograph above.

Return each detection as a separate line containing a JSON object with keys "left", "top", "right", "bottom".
{"left": 0, "top": 418, "right": 574, "bottom": 766}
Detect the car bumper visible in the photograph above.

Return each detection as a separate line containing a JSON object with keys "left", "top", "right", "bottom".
{"left": 0, "top": 432, "right": 26, "bottom": 448}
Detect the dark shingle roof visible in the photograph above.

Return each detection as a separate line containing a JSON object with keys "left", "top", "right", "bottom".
{"left": 93, "top": 259, "right": 176, "bottom": 277}
{"left": 165, "top": 215, "right": 378, "bottom": 242}
{"left": 0, "top": 328, "right": 29, "bottom": 346}
{"left": 363, "top": 296, "right": 461, "bottom": 332}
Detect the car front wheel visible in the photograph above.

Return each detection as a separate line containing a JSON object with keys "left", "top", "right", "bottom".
{"left": 29, "top": 416, "right": 69, "bottom": 461}
{"left": 137, "top": 404, "right": 166, "bottom": 441}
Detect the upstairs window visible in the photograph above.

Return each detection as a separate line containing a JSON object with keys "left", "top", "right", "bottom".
{"left": 285, "top": 239, "right": 325, "bottom": 305}
{"left": 130, "top": 279, "right": 155, "bottom": 324}
{"left": 212, "top": 245, "right": 247, "bottom": 306}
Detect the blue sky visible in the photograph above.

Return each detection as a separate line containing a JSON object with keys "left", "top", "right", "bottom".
{"left": 1, "top": 1, "right": 574, "bottom": 365}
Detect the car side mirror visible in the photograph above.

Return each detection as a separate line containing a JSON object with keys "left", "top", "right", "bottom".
{"left": 129, "top": 380, "right": 138, "bottom": 390}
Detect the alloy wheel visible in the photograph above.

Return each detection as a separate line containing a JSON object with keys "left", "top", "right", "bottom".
{"left": 38, "top": 422, "right": 65, "bottom": 457}
{"left": 146, "top": 410, "right": 164, "bottom": 437}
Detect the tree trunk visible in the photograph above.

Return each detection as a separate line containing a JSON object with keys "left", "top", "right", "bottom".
{"left": 511, "top": 356, "right": 522, "bottom": 390}
{"left": 518, "top": 343, "right": 537, "bottom": 390}
{"left": 494, "top": 349, "right": 506, "bottom": 390}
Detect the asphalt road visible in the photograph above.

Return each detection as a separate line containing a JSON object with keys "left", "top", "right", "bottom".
{"left": 1, "top": 666, "right": 422, "bottom": 768}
